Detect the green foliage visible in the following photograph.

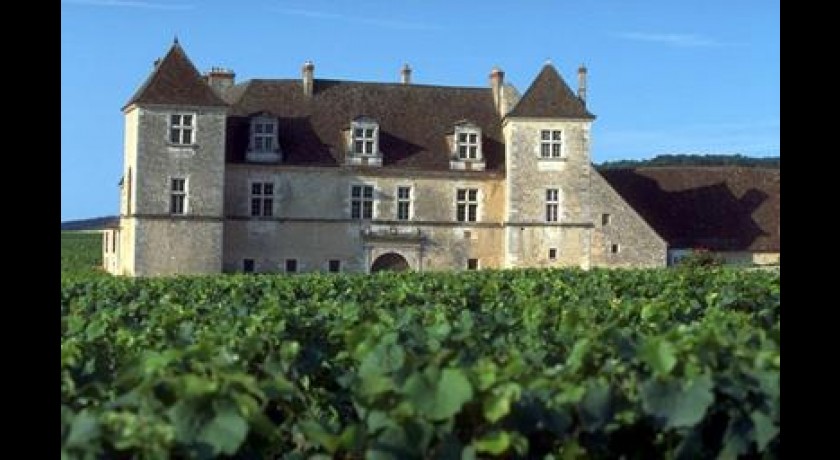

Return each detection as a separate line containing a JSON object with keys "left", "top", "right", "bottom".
{"left": 61, "top": 232, "right": 105, "bottom": 280}
{"left": 678, "top": 250, "right": 727, "bottom": 268}
{"left": 597, "top": 154, "right": 780, "bottom": 169}
{"left": 61, "top": 268, "right": 780, "bottom": 458}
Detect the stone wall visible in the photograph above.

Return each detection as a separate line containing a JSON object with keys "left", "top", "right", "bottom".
{"left": 590, "top": 170, "right": 667, "bottom": 267}
{"left": 120, "top": 105, "right": 227, "bottom": 276}
{"left": 222, "top": 165, "right": 506, "bottom": 272}
{"left": 502, "top": 118, "right": 594, "bottom": 267}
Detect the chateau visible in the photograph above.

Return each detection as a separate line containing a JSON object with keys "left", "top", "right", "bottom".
{"left": 102, "top": 40, "right": 666, "bottom": 276}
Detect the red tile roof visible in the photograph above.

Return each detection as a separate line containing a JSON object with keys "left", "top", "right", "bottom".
{"left": 506, "top": 64, "right": 595, "bottom": 119}
{"left": 123, "top": 41, "right": 227, "bottom": 110}
{"left": 224, "top": 79, "right": 505, "bottom": 171}
{"left": 601, "top": 167, "right": 780, "bottom": 252}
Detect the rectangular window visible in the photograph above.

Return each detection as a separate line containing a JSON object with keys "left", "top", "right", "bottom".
{"left": 285, "top": 259, "right": 298, "bottom": 273}
{"left": 243, "top": 259, "right": 255, "bottom": 273}
{"left": 540, "top": 130, "right": 562, "bottom": 158}
{"left": 170, "top": 177, "right": 187, "bottom": 215}
{"left": 353, "top": 127, "right": 376, "bottom": 154}
{"left": 611, "top": 244, "right": 620, "bottom": 254}
{"left": 602, "top": 213, "right": 611, "bottom": 226}
{"left": 351, "top": 185, "right": 374, "bottom": 219}
{"left": 252, "top": 120, "right": 276, "bottom": 152}
{"left": 545, "top": 188, "right": 559, "bottom": 222}
{"left": 169, "top": 113, "right": 195, "bottom": 145}
{"left": 456, "top": 131, "right": 480, "bottom": 160}
{"left": 250, "top": 182, "right": 274, "bottom": 217}
{"left": 328, "top": 260, "right": 341, "bottom": 273}
{"left": 549, "top": 248, "right": 558, "bottom": 260}
{"left": 456, "top": 188, "right": 478, "bottom": 222}
{"left": 397, "top": 186, "right": 411, "bottom": 220}
{"left": 467, "top": 258, "right": 479, "bottom": 270}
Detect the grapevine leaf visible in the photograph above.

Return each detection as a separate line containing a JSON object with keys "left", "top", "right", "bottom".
{"left": 639, "top": 338, "right": 677, "bottom": 376}
{"left": 472, "top": 431, "right": 511, "bottom": 455}
{"left": 750, "top": 410, "right": 778, "bottom": 451}
{"left": 640, "top": 374, "right": 714, "bottom": 428}
{"left": 197, "top": 408, "right": 248, "bottom": 455}
{"left": 65, "top": 409, "right": 100, "bottom": 448}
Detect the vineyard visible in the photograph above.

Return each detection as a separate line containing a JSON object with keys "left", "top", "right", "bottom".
{"left": 61, "top": 267, "right": 779, "bottom": 458}
{"left": 61, "top": 231, "right": 104, "bottom": 280}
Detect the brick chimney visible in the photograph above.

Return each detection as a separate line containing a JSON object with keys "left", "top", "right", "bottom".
{"left": 205, "top": 67, "right": 235, "bottom": 95}
{"left": 489, "top": 66, "right": 505, "bottom": 115}
{"left": 302, "top": 60, "right": 315, "bottom": 97}
{"left": 577, "top": 64, "right": 587, "bottom": 106}
{"left": 400, "top": 63, "right": 412, "bottom": 84}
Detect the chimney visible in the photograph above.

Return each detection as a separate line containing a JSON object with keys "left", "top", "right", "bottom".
{"left": 577, "top": 64, "right": 587, "bottom": 106}
{"left": 400, "top": 63, "right": 412, "bottom": 84}
{"left": 206, "top": 67, "right": 235, "bottom": 95}
{"left": 489, "top": 66, "right": 505, "bottom": 115}
{"left": 302, "top": 60, "right": 315, "bottom": 97}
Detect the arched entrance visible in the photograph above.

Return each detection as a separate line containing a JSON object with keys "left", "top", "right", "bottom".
{"left": 371, "top": 252, "right": 410, "bottom": 272}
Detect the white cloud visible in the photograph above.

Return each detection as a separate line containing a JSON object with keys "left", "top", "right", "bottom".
{"left": 271, "top": 7, "right": 441, "bottom": 31}
{"left": 62, "top": 0, "right": 193, "bottom": 10}
{"left": 615, "top": 32, "right": 729, "bottom": 48}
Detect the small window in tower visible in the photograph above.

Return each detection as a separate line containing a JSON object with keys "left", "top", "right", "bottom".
{"left": 328, "top": 260, "right": 341, "bottom": 273}
{"left": 243, "top": 259, "right": 255, "bottom": 273}
{"left": 285, "top": 259, "right": 298, "bottom": 273}
{"left": 539, "top": 130, "right": 562, "bottom": 158}
{"left": 602, "top": 213, "right": 611, "bottom": 226}
{"left": 169, "top": 113, "right": 195, "bottom": 145}
{"left": 170, "top": 177, "right": 187, "bottom": 215}
{"left": 549, "top": 248, "right": 558, "bottom": 260}
{"left": 467, "top": 258, "right": 479, "bottom": 270}
{"left": 611, "top": 244, "right": 620, "bottom": 254}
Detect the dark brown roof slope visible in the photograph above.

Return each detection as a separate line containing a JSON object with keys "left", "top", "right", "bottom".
{"left": 123, "top": 41, "right": 227, "bottom": 110}
{"left": 506, "top": 64, "right": 595, "bottom": 119}
{"left": 601, "top": 167, "right": 779, "bottom": 252}
{"left": 225, "top": 80, "right": 504, "bottom": 171}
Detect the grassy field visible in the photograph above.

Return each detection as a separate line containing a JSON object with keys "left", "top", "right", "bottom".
{"left": 61, "top": 231, "right": 103, "bottom": 278}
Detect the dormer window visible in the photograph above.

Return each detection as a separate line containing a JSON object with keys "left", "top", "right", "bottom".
{"left": 450, "top": 122, "right": 485, "bottom": 171}
{"left": 456, "top": 128, "right": 481, "bottom": 160}
{"left": 247, "top": 115, "right": 281, "bottom": 163}
{"left": 346, "top": 117, "right": 382, "bottom": 167}
{"left": 352, "top": 119, "right": 379, "bottom": 155}
{"left": 253, "top": 120, "right": 276, "bottom": 152}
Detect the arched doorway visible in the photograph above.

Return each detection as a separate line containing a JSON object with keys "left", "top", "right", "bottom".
{"left": 371, "top": 252, "right": 410, "bottom": 272}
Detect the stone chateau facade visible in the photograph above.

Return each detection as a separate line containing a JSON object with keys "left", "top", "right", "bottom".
{"left": 102, "top": 40, "right": 666, "bottom": 276}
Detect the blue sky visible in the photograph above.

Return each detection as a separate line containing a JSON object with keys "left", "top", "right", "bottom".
{"left": 61, "top": 0, "right": 779, "bottom": 221}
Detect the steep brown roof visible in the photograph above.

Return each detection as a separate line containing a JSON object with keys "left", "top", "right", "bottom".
{"left": 225, "top": 80, "right": 504, "bottom": 171}
{"left": 506, "top": 64, "right": 595, "bottom": 119}
{"left": 123, "top": 41, "right": 227, "bottom": 110}
{"left": 601, "top": 167, "right": 780, "bottom": 252}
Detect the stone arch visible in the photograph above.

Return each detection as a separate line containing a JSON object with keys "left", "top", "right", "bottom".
{"left": 371, "top": 252, "right": 411, "bottom": 272}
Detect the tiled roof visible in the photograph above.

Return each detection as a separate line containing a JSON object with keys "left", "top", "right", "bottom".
{"left": 123, "top": 41, "right": 227, "bottom": 109}
{"left": 601, "top": 167, "right": 780, "bottom": 252}
{"left": 506, "top": 64, "right": 594, "bottom": 119}
{"left": 224, "top": 79, "right": 505, "bottom": 171}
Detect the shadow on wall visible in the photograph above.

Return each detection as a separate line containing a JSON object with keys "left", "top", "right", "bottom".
{"left": 602, "top": 170, "right": 772, "bottom": 251}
